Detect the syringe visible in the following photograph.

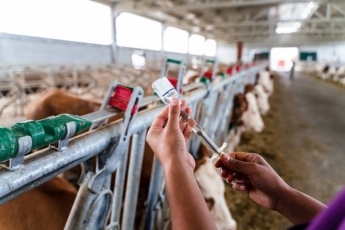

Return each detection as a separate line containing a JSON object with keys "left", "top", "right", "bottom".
{"left": 152, "top": 77, "right": 228, "bottom": 162}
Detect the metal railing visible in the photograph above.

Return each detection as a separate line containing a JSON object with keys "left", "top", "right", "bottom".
{"left": 0, "top": 63, "right": 265, "bottom": 230}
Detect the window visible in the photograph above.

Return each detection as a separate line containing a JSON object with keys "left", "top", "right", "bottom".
{"left": 0, "top": 0, "right": 112, "bottom": 45}
{"left": 189, "top": 34, "right": 205, "bottom": 55}
{"left": 163, "top": 27, "right": 188, "bottom": 53}
{"left": 116, "top": 13, "right": 162, "bottom": 51}
{"left": 204, "top": 39, "right": 217, "bottom": 56}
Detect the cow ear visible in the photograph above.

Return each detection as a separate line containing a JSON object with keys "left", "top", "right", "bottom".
{"left": 205, "top": 197, "right": 215, "bottom": 211}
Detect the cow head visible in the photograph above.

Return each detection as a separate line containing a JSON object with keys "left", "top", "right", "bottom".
{"left": 195, "top": 145, "right": 237, "bottom": 230}
{"left": 257, "top": 71, "right": 274, "bottom": 96}
{"left": 241, "top": 92, "right": 264, "bottom": 132}
{"left": 230, "top": 92, "right": 264, "bottom": 133}
{"left": 183, "top": 70, "right": 200, "bottom": 85}
{"left": 253, "top": 84, "right": 270, "bottom": 115}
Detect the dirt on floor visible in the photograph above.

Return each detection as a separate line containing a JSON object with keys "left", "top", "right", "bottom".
{"left": 224, "top": 73, "right": 342, "bottom": 230}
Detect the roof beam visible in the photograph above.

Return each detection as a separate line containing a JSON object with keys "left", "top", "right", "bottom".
{"left": 332, "top": 3, "right": 345, "bottom": 17}
{"left": 222, "top": 28, "right": 345, "bottom": 38}
{"left": 224, "top": 34, "right": 345, "bottom": 44}
{"left": 215, "top": 17, "right": 345, "bottom": 27}
{"left": 163, "top": 0, "right": 343, "bottom": 11}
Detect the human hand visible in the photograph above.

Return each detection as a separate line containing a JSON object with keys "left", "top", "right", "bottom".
{"left": 215, "top": 152, "right": 289, "bottom": 210}
{"left": 146, "top": 98, "right": 196, "bottom": 170}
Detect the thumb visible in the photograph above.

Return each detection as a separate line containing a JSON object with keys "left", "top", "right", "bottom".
{"left": 221, "top": 154, "right": 253, "bottom": 175}
{"left": 167, "top": 98, "right": 180, "bottom": 129}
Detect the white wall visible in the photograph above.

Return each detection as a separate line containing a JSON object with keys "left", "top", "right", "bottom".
{"left": 216, "top": 43, "right": 237, "bottom": 64}
{"left": 0, "top": 33, "right": 200, "bottom": 67}
{"left": 243, "top": 45, "right": 271, "bottom": 62}
{"left": 0, "top": 33, "right": 112, "bottom": 67}
{"left": 298, "top": 42, "right": 345, "bottom": 63}
{"left": 240, "top": 42, "right": 345, "bottom": 64}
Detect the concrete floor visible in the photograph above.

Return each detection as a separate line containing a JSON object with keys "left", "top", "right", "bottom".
{"left": 275, "top": 71, "right": 345, "bottom": 203}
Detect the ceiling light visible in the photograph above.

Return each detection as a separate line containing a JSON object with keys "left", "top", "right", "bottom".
{"left": 301, "top": 2, "right": 318, "bottom": 19}
{"left": 276, "top": 22, "right": 301, "bottom": 34}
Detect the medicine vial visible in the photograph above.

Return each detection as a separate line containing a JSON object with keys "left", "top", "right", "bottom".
{"left": 152, "top": 77, "right": 179, "bottom": 104}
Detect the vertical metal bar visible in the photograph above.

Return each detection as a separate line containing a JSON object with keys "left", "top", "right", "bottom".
{"left": 218, "top": 84, "right": 236, "bottom": 144}
{"left": 110, "top": 3, "right": 118, "bottom": 64}
{"left": 161, "top": 24, "right": 166, "bottom": 60}
{"left": 109, "top": 143, "right": 130, "bottom": 228}
{"left": 209, "top": 83, "right": 233, "bottom": 144}
{"left": 144, "top": 155, "right": 163, "bottom": 230}
{"left": 121, "top": 130, "right": 147, "bottom": 230}
{"left": 200, "top": 90, "right": 219, "bottom": 134}
{"left": 177, "top": 61, "right": 186, "bottom": 97}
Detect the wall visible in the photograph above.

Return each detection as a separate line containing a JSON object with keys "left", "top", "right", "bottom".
{"left": 242, "top": 44, "right": 271, "bottom": 62}
{"left": 0, "top": 33, "right": 112, "bottom": 67}
{"left": 298, "top": 42, "right": 345, "bottom": 63}
{"left": 115, "top": 47, "right": 191, "bottom": 65}
{"left": 0, "top": 33, "right": 206, "bottom": 67}
{"left": 216, "top": 43, "right": 237, "bottom": 64}
{"left": 241, "top": 42, "right": 345, "bottom": 64}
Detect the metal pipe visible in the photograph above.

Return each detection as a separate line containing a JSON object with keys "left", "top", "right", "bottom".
{"left": 110, "top": 144, "right": 129, "bottom": 228}
{"left": 144, "top": 156, "right": 163, "bottom": 230}
{"left": 122, "top": 130, "right": 147, "bottom": 230}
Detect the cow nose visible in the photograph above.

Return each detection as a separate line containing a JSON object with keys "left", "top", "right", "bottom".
{"left": 255, "top": 123, "right": 265, "bottom": 132}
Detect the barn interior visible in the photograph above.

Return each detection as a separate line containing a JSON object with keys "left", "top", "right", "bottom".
{"left": 0, "top": 0, "right": 345, "bottom": 229}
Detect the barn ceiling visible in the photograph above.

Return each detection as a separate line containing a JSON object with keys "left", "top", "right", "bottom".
{"left": 93, "top": 0, "right": 345, "bottom": 45}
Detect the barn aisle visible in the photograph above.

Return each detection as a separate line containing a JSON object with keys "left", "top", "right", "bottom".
{"left": 276, "top": 71, "right": 345, "bottom": 201}
{"left": 224, "top": 71, "right": 345, "bottom": 230}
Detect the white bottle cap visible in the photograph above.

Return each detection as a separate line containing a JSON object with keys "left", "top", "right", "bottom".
{"left": 152, "top": 77, "right": 179, "bottom": 104}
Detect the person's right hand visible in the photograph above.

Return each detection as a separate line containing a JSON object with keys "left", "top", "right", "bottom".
{"left": 215, "top": 152, "right": 290, "bottom": 210}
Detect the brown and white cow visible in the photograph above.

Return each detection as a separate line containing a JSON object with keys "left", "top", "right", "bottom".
{"left": 224, "top": 91, "right": 265, "bottom": 154}
{"left": 245, "top": 83, "right": 270, "bottom": 115}
{"left": 195, "top": 143, "right": 237, "bottom": 230}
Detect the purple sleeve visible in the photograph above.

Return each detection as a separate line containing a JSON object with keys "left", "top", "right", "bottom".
{"left": 307, "top": 186, "right": 345, "bottom": 230}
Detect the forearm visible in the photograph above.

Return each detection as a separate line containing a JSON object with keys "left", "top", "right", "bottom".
{"left": 276, "top": 186, "right": 327, "bottom": 224}
{"left": 163, "top": 159, "right": 216, "bottom": 230}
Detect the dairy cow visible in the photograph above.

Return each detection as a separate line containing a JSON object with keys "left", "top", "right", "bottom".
{"left": 256, "top": 68, "right": 274, "bottom": 96}
{"left": 224, "top": 91, "right": 264, "bottom": 154}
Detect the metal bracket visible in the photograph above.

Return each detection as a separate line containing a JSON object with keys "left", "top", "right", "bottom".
{"left": 88, "top": 86, "right": 144, "bottom": 193}
{"left": 49, "top": 121, "right": 76, "bottom": 152}
{"left": 90, "top": 81, "right": 121, "bottom": 130}
{"left": 159, "top": 58, "right": 186, "bottom": 100}
{"left": 0, "top": 136, "right": 32, "bottom": 171}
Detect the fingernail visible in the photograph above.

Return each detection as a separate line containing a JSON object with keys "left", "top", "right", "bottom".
{"left": 170, "top": 98, "right": 178, "bottom": 106}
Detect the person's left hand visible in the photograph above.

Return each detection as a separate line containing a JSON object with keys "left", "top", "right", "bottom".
{"left": 146, "top": 98, "right": 196, "bottom": 170}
